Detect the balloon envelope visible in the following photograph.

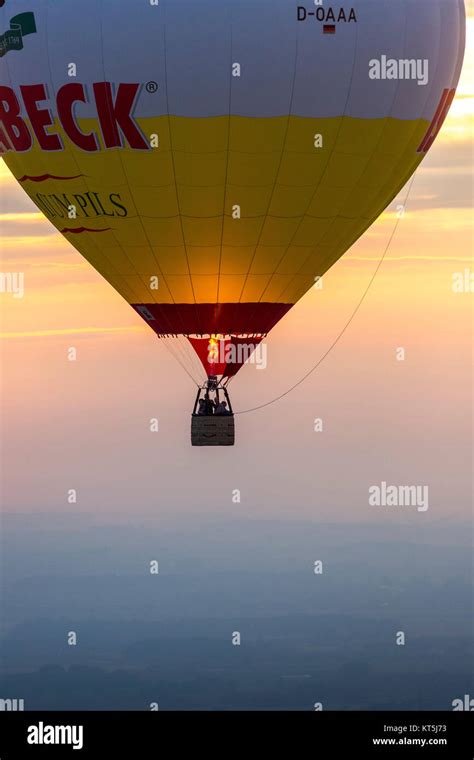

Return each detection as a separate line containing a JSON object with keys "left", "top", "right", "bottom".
{"left": 0, "top": 0, "right": 465, "bottom": 378}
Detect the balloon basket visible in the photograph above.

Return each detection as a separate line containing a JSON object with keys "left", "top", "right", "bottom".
{"left": 191, "top": 414, "right": 235, "bottom": 447}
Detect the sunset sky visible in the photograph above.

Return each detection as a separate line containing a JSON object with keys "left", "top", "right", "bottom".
{"left": 1, "top": 5, "right": 472, "bottom": 524}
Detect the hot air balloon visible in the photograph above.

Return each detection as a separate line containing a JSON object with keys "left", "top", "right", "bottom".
{"left": 0, "top": 0, "right": 465, "bottom": 445}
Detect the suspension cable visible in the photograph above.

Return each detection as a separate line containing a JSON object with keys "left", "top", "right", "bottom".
{"left": 235, "top": 175, "right": 417, "bottom": 415}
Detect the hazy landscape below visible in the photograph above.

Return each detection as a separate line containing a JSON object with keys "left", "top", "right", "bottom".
{"left": 0, "top": 514, "right": 472, "bottom": 710}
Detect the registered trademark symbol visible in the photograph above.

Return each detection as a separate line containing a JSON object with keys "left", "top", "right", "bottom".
{"left": 146, "top": 81, "right": 158, "bottom": 94}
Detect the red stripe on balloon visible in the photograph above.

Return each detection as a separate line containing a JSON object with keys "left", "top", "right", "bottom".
{"left": 18, "top": 174, "right": 84, "bottom": 182}
{"left": 417, "top": 88, "right": 456, "bottom": 153}
{"left": 60, "top": 227, "right": 111, "bottom": 234}
{"left": 132, "top": 302, "right": 292, "bottom": 336}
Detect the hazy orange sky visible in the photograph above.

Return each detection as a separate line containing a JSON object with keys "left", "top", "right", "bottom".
{"left": 1, "top": 8, "right": 472, "bottom": 523}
